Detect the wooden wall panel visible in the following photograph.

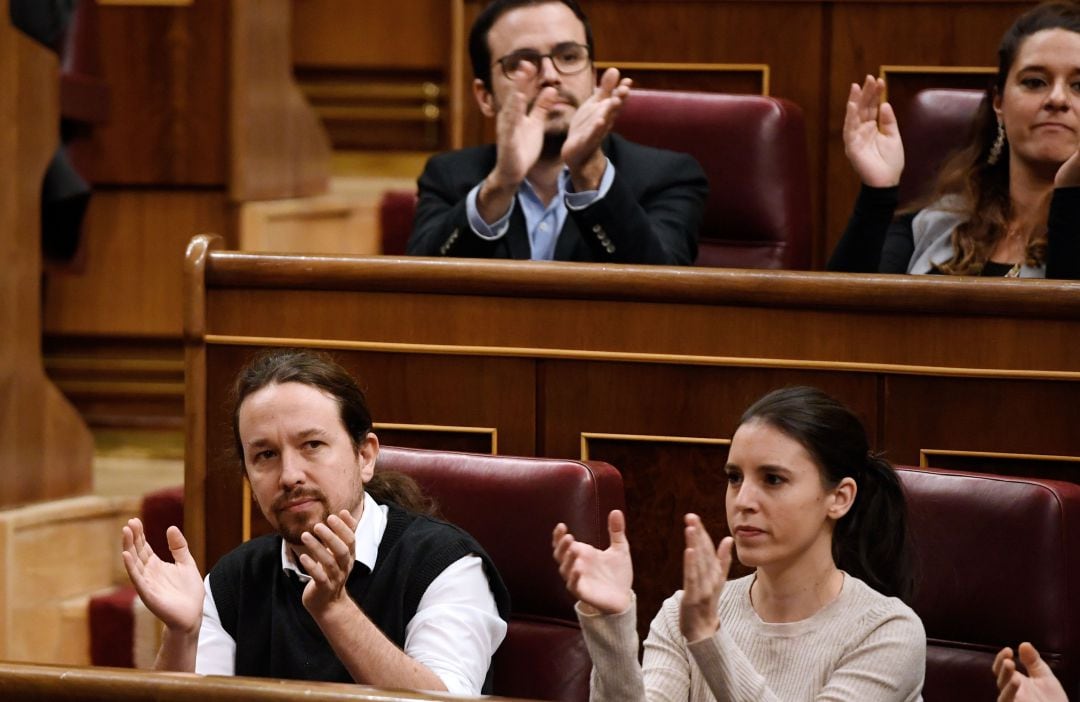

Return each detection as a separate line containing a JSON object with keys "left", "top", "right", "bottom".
{"left": 230, "top": 0, "right": 331, "bottom": 201}
{"left": 599, "top": 64, "right": 769, "bottom": 95}
{"left": 43, "top": 190, "right": 229, "bottom": 337}
{"left": 292, "top": 0, "right": 451, "bottom": 150}
{"left": 374, "top": 426, "right": 497, "bottom": 454}
{"left": 883, "top": 375, "right": 1080, "bottom": 478}
{"left": 292, "top": 0, "right": 450, "bottom": 69}
{"left": 184, "top": 247, "right": 1080, "bottom": 616}
{"left": 43, "top": 0, "right": 333, "bottom": 426}
{"left": 79, "top": 1, "right": 229, "bottom": 185}
{"left": 1, "top": 1, "right": 93, "bottom": 506}
{"left": 542, "top": 362, "right": 881, "bottom": 458}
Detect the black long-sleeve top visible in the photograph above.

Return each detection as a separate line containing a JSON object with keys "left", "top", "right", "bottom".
{"left": 827, "top": 185, "right": 1080, "bottom": 279}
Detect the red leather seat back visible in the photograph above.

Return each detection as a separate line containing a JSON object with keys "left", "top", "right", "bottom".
{"left": 375, "top": 447, "right": 625, "bottom": 702}
{"left": 492, "top": 616, "right": 592, "bottom": 701}
{"left": 898, "top": 89, "right": 986, "bottom": 206}
{"left": 615, "top": 89, "right": 811, "bottom": 269}
{"left": 379, "top": 190, "right": 418, "bottom": 256}
{"left": 141, "top": 485, "right": 185, "bottom": 564}
{"left": 898, "top": 467, "right": 1080, "bottom": 701}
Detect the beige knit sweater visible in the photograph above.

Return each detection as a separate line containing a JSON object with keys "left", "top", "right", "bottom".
{"left": 577, "top": 573, "right": 925, "bottom": 702}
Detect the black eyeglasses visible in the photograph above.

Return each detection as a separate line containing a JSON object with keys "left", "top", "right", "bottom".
{"left": 493, "top": 42, "right": 591, "bottom": 80}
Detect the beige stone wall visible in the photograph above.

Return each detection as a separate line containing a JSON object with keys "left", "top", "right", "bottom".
{"left": 0, "top": 495, "right": 138, "bottom": 664}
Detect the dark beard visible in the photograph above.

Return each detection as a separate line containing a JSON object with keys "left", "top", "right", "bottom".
{"left": 269, "top": 487, "right": 330, "bottom": 545}
{"left": 541, "top": 130, "right": 568, "bottom": 161}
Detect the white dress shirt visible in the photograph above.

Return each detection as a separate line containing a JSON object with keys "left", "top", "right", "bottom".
{"left": 194, "top": 492, "right": 507, "bottom": 694}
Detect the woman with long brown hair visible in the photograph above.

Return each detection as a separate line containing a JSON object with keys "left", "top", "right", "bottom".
{"left": 829, "top": 1, "right": 1080, "bottom": 278}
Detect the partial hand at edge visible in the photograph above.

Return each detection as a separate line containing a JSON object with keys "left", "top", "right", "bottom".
{"left": 843, "top": 75, "right": 905, "bottom": 188}
{"left": 993, "top": 643, "right": 1068, "bottom": 702}
{"left": 552, "top": 509, "right": 634, "bottom": 615}
{"left": 1054, "top": 144, "right": 1080, "bottom": 188}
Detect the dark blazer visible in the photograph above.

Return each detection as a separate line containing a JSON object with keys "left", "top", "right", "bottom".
{"left": 407, "top": 134, "right": 708, "bottom": 265}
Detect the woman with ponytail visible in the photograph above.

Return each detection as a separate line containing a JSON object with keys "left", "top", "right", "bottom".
{"left": 552, "top": 386, "right": 924, "bottom": 701}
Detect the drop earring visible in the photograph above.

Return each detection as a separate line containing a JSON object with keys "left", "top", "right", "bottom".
{"left": 988, "top": 120, "right": 1006, "bottom": 165}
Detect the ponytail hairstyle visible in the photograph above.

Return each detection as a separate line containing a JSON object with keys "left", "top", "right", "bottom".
{"left": 231, "top": 348, "right": 438, "bottom": 517}
{"left": 738, "top": 387, "right": 914, "bottom": 601}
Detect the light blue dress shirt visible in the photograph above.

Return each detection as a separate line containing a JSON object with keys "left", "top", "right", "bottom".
{"left": 465, "top": 159, "right": 615, "bottom": 260}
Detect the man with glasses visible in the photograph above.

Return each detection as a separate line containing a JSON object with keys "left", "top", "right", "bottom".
{"left": 408, "top": 0, "right": 707, "bottom": 264}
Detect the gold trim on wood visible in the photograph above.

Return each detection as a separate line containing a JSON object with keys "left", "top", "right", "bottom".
{"left": 880, "top": 65, "right": 996, "bottom": 76}
{"left": 300, "top": 83, "right": 443, "bottom": 101}
{"left": 598, "top": 61, "right": 770, "bottom": 95}
{"left": 44, "top": 358, "right": 184, "bottom": 373}
{"left": 581, "top": 432, "right": 730, "bottom": 461}
{"left": 313, "top": 106, "right": 441, "bottom": 123}
{"left": 52, "top": 381, "right": 185, "bottom": 397}
{"left": 919, "top": 448, "right": 1080, "bottom": 468}
{"left": 374, "top": 422, "right": 498, "bottom": 455}
{"left": 203, "top": 335, "right": 1080, "bottom": 382}
{"left": 878, "top": 65, "right": 996, "bottom": 102}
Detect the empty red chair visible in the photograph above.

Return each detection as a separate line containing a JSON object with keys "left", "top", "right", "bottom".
{"left": 897, "top": 88, "right": 986, "bottom": 206}
{"left": 375, "top": 446, "right": 625, "bottom": 702}
{"left": 898, "top": 466, "right": 1080, "bottom": 701}
{"left": 615, "top": 89, "right": 812, "bottom": 269}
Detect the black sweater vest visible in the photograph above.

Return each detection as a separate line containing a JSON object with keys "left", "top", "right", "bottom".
{"left": 207, "top": 502, "right": 510, "bottom": 685}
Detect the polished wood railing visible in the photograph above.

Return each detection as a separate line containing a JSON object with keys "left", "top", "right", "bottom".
{"left": 0, "top": 662, "right": 527, "bottom": 702}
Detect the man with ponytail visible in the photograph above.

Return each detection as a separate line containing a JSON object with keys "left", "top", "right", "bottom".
{"left": 121, "top": 349, "right": 509, "bottom": 695}
{"left": 553, "top": 386, "right": 925, "bottom": 701}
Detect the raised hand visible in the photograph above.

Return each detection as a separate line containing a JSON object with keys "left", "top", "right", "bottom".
{"left": 678, "top": 514, "right": 733, "bottom": 643}
{"left": 121, "top": 518, "right": 204, "bottom": 635}
{"left": 843, "top": 75, "right": 905, "bottom": 188}
{"left": 477, "top": 64, "right": 560, "bottom": 223}
{"left": 552, "top": 509, "right": 634, "bottom": 615}
{"left": 299, "top": 510, "right": 358, "bottom": 615}
{"left": 993, "top": 642, "right": 1068, "bottom": 702}
{"left": 563, "top": 67, "right": 633, "bottom": 190}
{"left": 488, "top": 63, "right": 560, "bottom": 186}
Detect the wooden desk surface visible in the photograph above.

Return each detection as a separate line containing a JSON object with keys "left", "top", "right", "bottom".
{"left": 0, "top": 662, "right": 525, "bottom": 702}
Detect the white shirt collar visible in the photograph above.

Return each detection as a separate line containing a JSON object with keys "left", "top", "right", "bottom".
{"left": 279, "top": 491, "right": 387, "bottom": 581}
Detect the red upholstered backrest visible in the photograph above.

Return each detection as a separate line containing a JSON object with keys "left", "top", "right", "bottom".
{"left": 141, "top": 485, "right": 185, "bottom": 564}
{"left": 897, "top": 467, "right": 1080, "bottom": 701}
{"left": 898, "top": 89, "right": 986, "bottom": 206}
{"left": 379, "top": 190, "right": 418, "bottom": 256}
{"left": 375, "top": 447, "right": 625, "bottom": 702}
{"left": 615, "top": 89, "right": 812, "bottom": 269}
